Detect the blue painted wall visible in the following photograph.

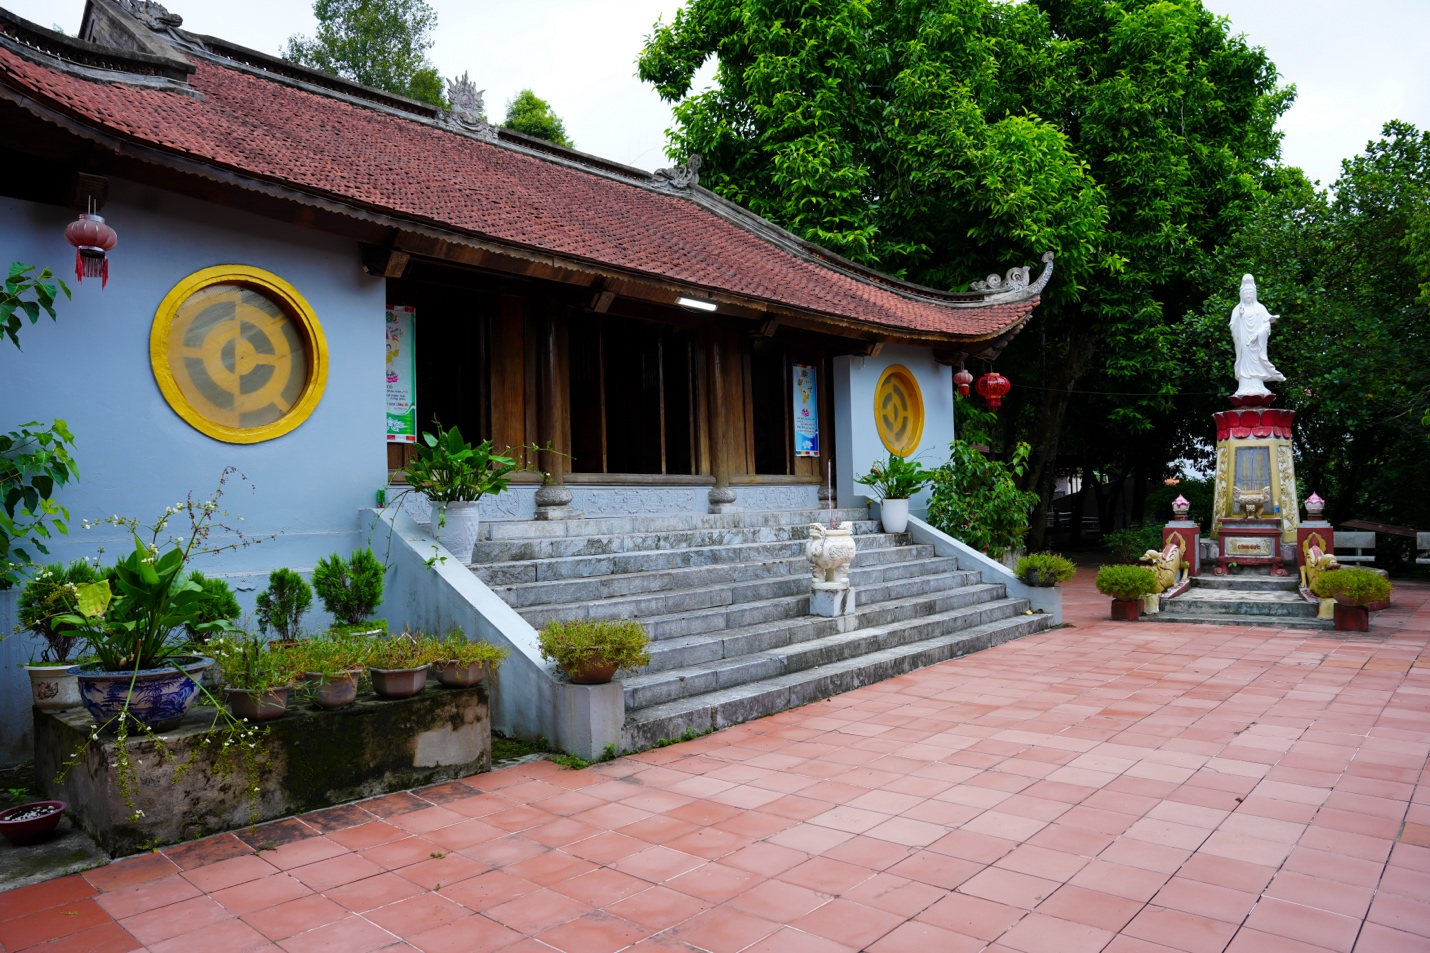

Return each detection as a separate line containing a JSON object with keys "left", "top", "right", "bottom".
{"left": 0, "top": 180, "right": 387, "bottom": 765}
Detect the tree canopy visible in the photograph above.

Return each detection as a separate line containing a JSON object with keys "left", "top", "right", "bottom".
{"left": 284, "top": 0, "right": 445, "bottom": 108}
{"left": 503, "top": 90, "right": 574, "bottom": 148}
{"left": 640, "top": 0, "right": 1291, "bottom": 546}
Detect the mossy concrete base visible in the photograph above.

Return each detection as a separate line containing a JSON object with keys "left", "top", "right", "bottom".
{"left": 35, "top": 682, "right": 489, "bottom": 857}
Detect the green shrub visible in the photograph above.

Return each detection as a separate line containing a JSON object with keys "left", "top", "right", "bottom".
{"left": 255, "top": 568, "right": 312, "bottom": 642}
{"left": 17, "top": 560, "right": 97, "bottom": 663}
{"left": 1103, "top": 523, "right": 1165, "bottom": 563}
{"left": 926, "top": 440, "right": 1039, "bottom": 559}
{"left": 291, "top": 629, "right": 370, "bottom": 676}
{"left": 210, "top": 631, "right": 298, "bottom": 693}
{"left": 312, "top": 548, "right": 384, "bottom": 627}
{"left": 538, "top": 619, "right": 650, "bottom": 673}
{"left": 426, "top": 629, "right": 509, "bottom": 669}
{"left": 1146, "top": 476, "right": 1215, "bottom": 531}
{"left": 1015, "top": 553, "right": 1076, "bottom": 586}
{"left": 365, "top": 628, "right": 429, "bottom": 669}
{"left": 1095, "top": 564, "right": 1158, "bottom": 600}
{"left": 855, "top": 453, "right": 931, "bottom": 500}
{"left": 1310, "top": 567, "right": 1391, "bottom": 606}
{"left": 185, "top": 571, "right": 241, "bottom": 644}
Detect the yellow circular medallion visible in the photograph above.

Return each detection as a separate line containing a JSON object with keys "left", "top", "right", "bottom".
{"left": 873, "top": 364, "right": 924, "bottom": 457}
{"left": 151, "top": 266, "right": 328, "bottom": 443}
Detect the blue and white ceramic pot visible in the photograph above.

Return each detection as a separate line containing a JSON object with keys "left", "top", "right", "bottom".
{"left": 70, "top": 656, "right": 214, "bottom": 731}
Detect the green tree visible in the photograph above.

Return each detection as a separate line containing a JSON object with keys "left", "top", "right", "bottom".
{"left": 284, "top": 0, "right": 445, "bottom": 107}
{"left": 503, "top": 90, "right": 574, "bottom": 148}
{"left": 640, "top": 0, "right": 1290, "bottom": 547}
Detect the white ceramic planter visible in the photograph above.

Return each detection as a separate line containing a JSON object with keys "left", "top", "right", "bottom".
{"left": 26, "top": 665, "right": 81, "bottom": 712}
{"left": 431, "top": 500, "right": 481, "bottom": 564}
{"left": 808, "top": 521, "right": 857, "bottom": 585}
{"left": 880, "top": 498, "right": 910, "bottom": 534}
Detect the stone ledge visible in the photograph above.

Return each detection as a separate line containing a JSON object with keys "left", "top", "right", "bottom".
{"left": 35, "top": 682, "right": 489, "bottom": 857}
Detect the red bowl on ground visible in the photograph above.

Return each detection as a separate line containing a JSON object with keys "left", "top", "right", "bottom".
{"left": 0, "top": 800, "right": 66, "bottom": 846}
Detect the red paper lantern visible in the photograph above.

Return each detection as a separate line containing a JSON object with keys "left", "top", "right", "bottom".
{"left": 975, "top": 371, "right": 1010, "bottom": 410}
{"left": 953, "top": 367, "right": 973, "bottom": 397}
{"left": 64, "top": 213, "right": 118, "bottom": 287}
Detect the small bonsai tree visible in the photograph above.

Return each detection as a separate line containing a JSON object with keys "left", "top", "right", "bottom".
{"left": 312, "top": 548, "right": 385, "bottom": 629}
{"left": 185, "top": 571, "right": 241, "bottom": 644}
{"left": 1311, "top": 567, "right": 1391, "bottom": 606}
{"left": 1095, "top": 564, "right": 1158, "bottom": 601}
{"left": 17, "top": 560, "right": 98, "bottom": 663}
{"left": 1015, "top": 553, "right": 1076, "bottom": 587}
{"left": 255, "top": 568, "right": 312, "bottom": 642}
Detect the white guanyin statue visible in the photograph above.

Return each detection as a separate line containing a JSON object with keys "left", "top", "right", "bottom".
{"left": 1230, "top": 274, "right": 1285, "bottom": 398}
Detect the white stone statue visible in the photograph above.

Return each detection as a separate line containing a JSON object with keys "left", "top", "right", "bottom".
{"left": 1230, "top": 274, "right": 1284, "bottom": 398}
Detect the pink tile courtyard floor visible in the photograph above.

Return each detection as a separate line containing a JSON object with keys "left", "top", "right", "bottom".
{"left": 6, "top": 575, "right": 1430, "bottom": 953}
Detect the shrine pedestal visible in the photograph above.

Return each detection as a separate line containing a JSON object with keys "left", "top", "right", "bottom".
{"left": 1215, "top": 518, "right": 1289, "bottom": 576}
{"left": 1211, "top": 406, "right": 1299, "bottom": 549}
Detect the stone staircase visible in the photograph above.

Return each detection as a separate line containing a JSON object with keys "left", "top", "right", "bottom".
{"left": 1154, "top": 573, "right": 1332, "bottom": 629}
{"left": 468, "top": 508, "right": 1052, "bottom": 751}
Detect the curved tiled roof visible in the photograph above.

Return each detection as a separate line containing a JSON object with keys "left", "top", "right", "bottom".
{"left": 0, "top": 26, "right": 1043, "bottom": 341}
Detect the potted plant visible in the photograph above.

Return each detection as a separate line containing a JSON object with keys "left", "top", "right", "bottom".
{"left": 17, "top": 560, "right": 97, "bottom": 711}
{"left": 293, "top": 631, "right": 369, "bottom": 709}
{"left": 1095, "top": 564, "right": 1158, "bottom": 621}
{"left": 1311, "top": 567, "right": 1391, "bottom": 632}
{"left": 313, "top": 548, "right": 386, "bottom": 635}
{"left": 367, "top": 629, "right": 432, "bottom": 699}
{"left": 255, "top": 568, "right": 312, "bottom": 645}
{"left": 538, "top": 619, "right": 650, "bottom": 685}
{"left": 0, "top": 800, "right": 67, "bottom": 846}
{"left": 184, "top": 572, "right": 241, "bottom": 644}
{"left": 210, "top": 631, "right": 297, "bottom": 722}
{"left": 1014, "top": 553, "right": 1076, "bottom": 588}
{"left": 400, "top": 419, "right": 523, "bottom": 563}
{"left": 427, "top": 628, "right": 508, "bottom": 688}
{"left": 855, "top": 453, "right": 930, "bottom": 534}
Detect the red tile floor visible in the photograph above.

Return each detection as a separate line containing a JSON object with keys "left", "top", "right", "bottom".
{"left": 5, "top": 573, "right": 1430, "bottom": 953}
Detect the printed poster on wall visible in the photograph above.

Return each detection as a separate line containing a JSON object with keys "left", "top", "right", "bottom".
{"left": 793, "top": 363, "right": 819, "bottom": 457}
{"left": 386, "top": 306, "right": 416, "bottom": 443}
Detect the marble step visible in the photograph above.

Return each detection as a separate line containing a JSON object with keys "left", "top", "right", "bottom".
{"left": 480, "top": 507, "right": 871, "bottom": 540}
{"left": 1191, "top": 575, "right": 1300, "bottom": 592}
{"left": 471, "top": 519, "right": 884, "bottom": 563}
{"left": 1161, "top": 588, "right": 1320, "bottom": 619}
{"left": 1151, "top": 612, "right": 1334, "bottom": 630}
{"left": 515, "top": 558, "right": 969, "bottom": 628}
{"left": 623, "top": 596, "right": 1029, "bottom": 710}
{"left": 490, "top": 543, "right": 942, "bottom": 609}
{"left": 472, "top": 532, "right": 907, "bottom": 585}
{"left": 642, "top": 581, "right": 1007, "bottom": 671}
{"left": 621, "top": 612, "right": 1052, "bottom": 751}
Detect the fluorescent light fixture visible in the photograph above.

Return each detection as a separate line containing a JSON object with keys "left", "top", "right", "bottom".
{"left": 677, "top": 296, "right": 717, "bottom": 312}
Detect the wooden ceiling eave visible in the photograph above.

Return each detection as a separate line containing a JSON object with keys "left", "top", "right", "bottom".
{"left": 0, "top": 82, "right": 1031, "bottom": 350}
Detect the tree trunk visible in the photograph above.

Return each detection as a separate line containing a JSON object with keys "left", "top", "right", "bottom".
{"left": 1020, "top": 323, "right": 1097, "bottom": 551}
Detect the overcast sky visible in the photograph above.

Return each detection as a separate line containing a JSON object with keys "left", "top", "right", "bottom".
{"left": 17, "top": 0, "right": 1430, "bottom": 185}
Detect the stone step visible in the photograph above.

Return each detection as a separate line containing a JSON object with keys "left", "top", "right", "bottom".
{"left": 480, "top": 507, "right": 871, "bottom": 540}
{"left": 491, "top": 543, "right": 942, "bottom": 609}
{"left": 1151, "top": 612, "right": 1334, "bottom": 630}
{"left": 472, "top": 532, "right": 907, "bottom": 585}
{"left": 471, "top": 519, "right": 883, "bottom": 563}
{"left": 623, "top": 596, "right": 1029, "bottom": 710}
{"left": 514, "top": 557, "right": 968, "bottom": 628}
{"left": 621, "top": 612, "right": 1052, "bottom": 751}
{"left": 642, "top": 581, "right": 1006, "bottom": 671}
{"left": 1191, "top": 575, "right": 1300, "bottom": 592}
{"left": 1161, "top": 589, "right": 1320, "bottom": 619}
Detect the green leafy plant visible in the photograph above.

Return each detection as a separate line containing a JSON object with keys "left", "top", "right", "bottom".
{"left": 537, "top": 619, "right": 651, "bottom": 674}
{"left": 401, "top": 419, "right": 524, "bottom": 503}
{"left": 855, "top": 453, "right": 931, "bottom": 501}
{"left": 0, "top": 262, "right": 68, "bottom": 349}
{"left": 209, "top": 631, "right": 298, "bottom": 694}
{"left": 255, "top": 569, "right": 312, "bottom": 642}
{"left": 1103, "top": 523, "right": 1167, "bottom": 564}
{"left": 1095, "top": 565, "right": 1158, "bottom": 601}
{"left": 927, "top": 437, "right": 1040, "bottom": 559}
{"left": 1310, "top": 567, "right": 1391, "bottom": 606}
{"left": 17, "top": 560, "right": 98, "bottom": 663}
{"left": 185, "top": 572, "right": 241, "bottom": 645}
{"left": 426, "top": 629, "right": 508, "bottom": 669}
{"left": 1015, "top": 553, "right": 1076, "bottom": 587}
{"left": 2, "top": 419, "right": 79, "bottom": 589}
{"left": 366, "top": 628, "right": 428, "bottom": 669}
{"left": 291, "top": 629, "right": 371, "bottom": 677}
{"left": 312, "top": 548, "right": 384, "bottom": 628}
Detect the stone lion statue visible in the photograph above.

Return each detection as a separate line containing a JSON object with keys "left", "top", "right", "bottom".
{"left": 1299, "top": 533, "right": 1339, "bottom": 592}
{"left": 1140, "top": 535, "right": 1189, "bottom": 595}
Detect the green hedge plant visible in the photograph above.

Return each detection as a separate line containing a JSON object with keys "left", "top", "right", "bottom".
{"left": 185, "top": 571, "right": 241, "bottom": 644}
{"left": 312, "top": 548, "right": 384, "bottom": 628}
{"left": 1095, "top": 564, "right": 1158, "bottom": 601}
{"left": 255, "top": 568, "right": 312, "bottom": 642}
{"left": 17, "top": 560, "right": 97, "bottom": 663}
{"left": 1310, "top": 567, "right": 1391, "bottom": 606}
{"left": 1015, "top": 553, "right": 1076, "bottom": 587}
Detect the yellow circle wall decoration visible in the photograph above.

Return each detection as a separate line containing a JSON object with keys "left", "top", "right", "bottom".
{"left": 150, "top": 265, "right": 328, "bottom": 444}
{"left": 874, "top": 364, "right": 924, "bottom": 457}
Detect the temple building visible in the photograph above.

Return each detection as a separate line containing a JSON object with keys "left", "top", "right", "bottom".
{"left": 0, "top": 0, "right": 1054, "bottom": 758}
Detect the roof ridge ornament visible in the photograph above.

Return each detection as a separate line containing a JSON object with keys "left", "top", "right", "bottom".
{"left": 444, "top": 72, "right": 497, "bottom": 141}
{"left": 116, "top": 0, "right": 183, "bottom": 29}
{"left": 653, "top": 154, "right": 702, "bottom": 190}
{"left": 973, "top": 251, "right": 1054, "bottom": 303}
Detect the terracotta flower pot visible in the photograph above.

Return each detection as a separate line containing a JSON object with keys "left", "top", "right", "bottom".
{"left": 226, "top": 686, "right": 290, "bottom": 722}
{"left": 565, "top": 658, "right": 618, "bottom": 685}
{"left": 1110, "top": 598, "right": 1141, "bottom": 621}
{"left": 1333, "top": 603, "right": 1370, "bottom": 632}
{"left": 369, "top": 666, "right": 428, "bottom": 699}
{"left": 306, "top": 672, "right": 358, "bottom": 709}
{"left": 0, "top": 800, "right": 66, "bottom": 846}
{"left": 433, "top": 661, "right": 486, "bottom": 688}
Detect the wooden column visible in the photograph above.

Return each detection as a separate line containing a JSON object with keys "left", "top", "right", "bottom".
{"left": 534, "top": 302, "right": 580, "bottom": 519}
{"left": 706, "top": 326, "right": 737, "bottom": 512}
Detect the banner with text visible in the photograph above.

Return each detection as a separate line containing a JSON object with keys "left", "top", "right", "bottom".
{"left": 793, "top": 363, "right": 819, "bottom": 457}
{"left": 385, "top": 306, "right": 416, "bottom": 443}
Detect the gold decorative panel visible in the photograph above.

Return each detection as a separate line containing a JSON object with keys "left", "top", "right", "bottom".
{"left": 873, "top": 364, "right": 924, "bottom": 458}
